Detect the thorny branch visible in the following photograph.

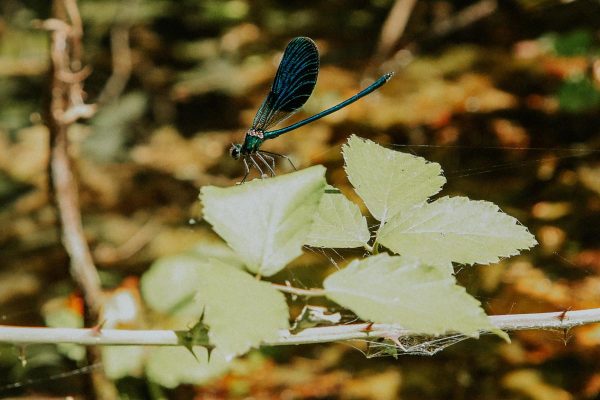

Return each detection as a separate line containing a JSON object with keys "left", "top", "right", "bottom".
{"left": 0, "top": 308, "right": 599, "bottom": 347}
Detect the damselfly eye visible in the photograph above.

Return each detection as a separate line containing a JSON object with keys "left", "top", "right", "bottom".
{"left": 229, "top": 145, "right": 241, "bottom": 160}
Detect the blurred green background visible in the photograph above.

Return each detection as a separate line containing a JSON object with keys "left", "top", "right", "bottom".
{"left": 0, "top": 0, "right": 599, "bottom": 398}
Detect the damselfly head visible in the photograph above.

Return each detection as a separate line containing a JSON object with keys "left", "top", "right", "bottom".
{"left": 229, "top": 143, "right": 242, "bottom": 160}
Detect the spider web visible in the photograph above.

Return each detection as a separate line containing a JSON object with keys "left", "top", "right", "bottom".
{"left": 361, "top": 333, "right": 471, "bottom": 358}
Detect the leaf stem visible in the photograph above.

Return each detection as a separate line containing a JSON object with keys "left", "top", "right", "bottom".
{"left": 372, "top": 241, "right": 380, "bottom": 255}
{"left": 271, "top": 283, "right": 326, "bottom": 297}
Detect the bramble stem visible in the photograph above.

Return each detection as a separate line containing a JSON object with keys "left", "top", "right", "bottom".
{"left": 1, "top": 308, "right": 599, "bottom": 347}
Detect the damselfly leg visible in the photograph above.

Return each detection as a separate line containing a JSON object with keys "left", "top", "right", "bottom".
{"left": 255, "top": 153, "right": 276, "bottom": 176}
{"left": 258, "top": 150, "right": 297, "bottom": 171}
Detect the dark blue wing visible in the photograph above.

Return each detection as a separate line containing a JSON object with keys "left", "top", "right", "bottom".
{"left": 251, "top": 37, "right": 319, "bottom": 132}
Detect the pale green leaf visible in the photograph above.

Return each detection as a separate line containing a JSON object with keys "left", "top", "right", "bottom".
{"left": 146, "top": 346, "right": 229, "bottom": 388}
{"left": 190, "top": 242, "right": 245, "bottom": 269}
{"left": 195, "top": 259, "right": 289, "bottom": 358}
{"left": 140, "top": 254, "right": 205, "bottom": 320}
{"left": 201, "top": 166, "right": 326, "bottom": 276}
{"left": 44, "top": 308, "right": 85, "bottom": 361}
{"left": 324, "top": 254, "right": 507, "bottom": 339}
{"left": 343, "top": 135, "right": 446, "bottom": 223}
{"left": 102, "top": 346, "right": 145, "bottom": 380}
{"left": 378, "top": 196, "right": 538, "bottom": 265}
{"left": 305, "top": 186, "right": 370, "bottom": 248}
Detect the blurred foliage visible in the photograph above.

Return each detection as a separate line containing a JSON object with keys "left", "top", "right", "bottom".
{"left": 0, "top": 0, "right": 599, "bottom": 399}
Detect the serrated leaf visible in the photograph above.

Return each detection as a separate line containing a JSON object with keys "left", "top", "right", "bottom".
{"left": 102, "top": 346, "right": 145, "bottom": 380}
{"left": 146, "top": 346, "right": 229, "bottom": 388}
{"left": 305, "top": 186, "right": 370, "bottom": 248}
{"left": 190, "top": 242, "right": 245, "bottom": 269}
{"left": 195, "top": 259, "right": 289, "bottom": 358}
{"left": 324, "top": 254, "right": 507, "bottom": 339}
{"left": 201, "top": 166, "right": 326, "bottom": 276}
{"left": 343, "top": 135, "right": 446, "bottom": 223}
{"left": 378, "top": 196, "right": 537, "bottom": 265}
{"left": 140, "top": 254, "right": 206, "bottom": 320}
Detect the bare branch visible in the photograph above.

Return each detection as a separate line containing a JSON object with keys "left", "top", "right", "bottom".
{"left": 45, "top": 0, "right": 102, "bottom": 317}
{"left": 96, "top": 0, "right": 136, "bottom": 105}
{"left": 370, "top": 0, "right": 417, "bottom": 67}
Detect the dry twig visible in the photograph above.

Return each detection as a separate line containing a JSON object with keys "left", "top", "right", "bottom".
{"left": 96, "top": 4, "right": 135, "bottom": 106}
{"left": 44, "top": 0, "right": 102, "bottom": 316}
{"left": 43, "top": 1, "right": 116, "bottom": 398}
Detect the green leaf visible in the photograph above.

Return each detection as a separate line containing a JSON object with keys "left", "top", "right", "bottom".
{"left": 194, "top": 259, "right": 289, "bottom": 358}
{"left": 305, "top": 186, "right": 370, "bottom": 248}
{"left": 146, "top": 346, "right": 229, "bottom": 388}
{"left": 190, "top": 242, "right": 245, "bottom": 269}
{"left": 324, "top": 254, "right": 507, "bottom": 339}
{"left": 85, "top": 92, "right": 147, "bottom": 161}
{"left": 102, "top": 346, "right": 145, "bottom": 380}
{"left": 378, "top": 196, "right": 537, "bottom": 266}
{"left": 558, "top": 77, "right": 600, "bottom": 113}
{"left": 44, "top": 307, "right": 85, "bottom": 361}
{"left": 548, "top": 29, "right": 594, "bottom": 56}
{"left": 343, "top": 135, "right": 446, "bottom": 223}
{"left": 142, "top": 255, "right": 289, "bottom": 358}
{"left": 140, "top": 254, "right": 206, "bottom": 321}
{"left": 201, "top": 166, "right": 326, "bottom": 276}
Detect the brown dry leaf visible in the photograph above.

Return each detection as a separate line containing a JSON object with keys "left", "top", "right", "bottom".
{"left": 542, "top": 56, "right": 589, "bottom": 79}
{"left": 498, "top": 334, "right": 569, "bottom": 365}
{"left": 0, "top": 125, "right": 48, "bottom": 184}
{"left": 501, "top": 261, "right": 571, "bottom": 308}
{"left": 478, "top": 262, "right": 506, "bottom": 292}
{"left": 503, "top": 369, "right": 572, "bottom": 400}
{"left": 498, "top": 341, "right": 529, "bottom": 364}
{"left": 572, "top": 250, "right": 600, "bottom": 273}
{"left": 196, "top": 353, "right": 350, "bottom": 399}
{"left": 573, "top": 323, "right": 600, "bottom": 348}
{"left": 517, "top": 330, "right": 572, "bottom": 364}
{"left": 578, "top": 165, "right": 600, "bottom": 196}
{"left": 131, "top": 126, "right": 231, "bottom": 181}
{"left": 371, "top": 72, "right": 516, "bottom": 128}
{"left": 341, "top": 369, "right": 401, "bottom": 400}
{"left": 570, "top": 277, "right": 600, "bottom": 309}
{"left": 77, "top": 160, "right": 131, "bottom": 209}
{"left": 491, "top": 119, "right": 531, "bottom": 149}
{"left": 536, "top": 225, "right": 567, "bottom": 253}
{"left": 220, "top": 24, "right": 261, "bottom": 53}
{"left": 531, "top": 201, "right": 572, "bottom": 220}
{"left": 195, "top": 345, "right": 401, "bottom": 400}
{"left": 0, "top": 270, "right": 40, "bottom": 303}
{"left": 172, "top": 57, "right": 274, "bottom": 100}
{"left": 584, "top": 373, "right": 600, "bottom": 398}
